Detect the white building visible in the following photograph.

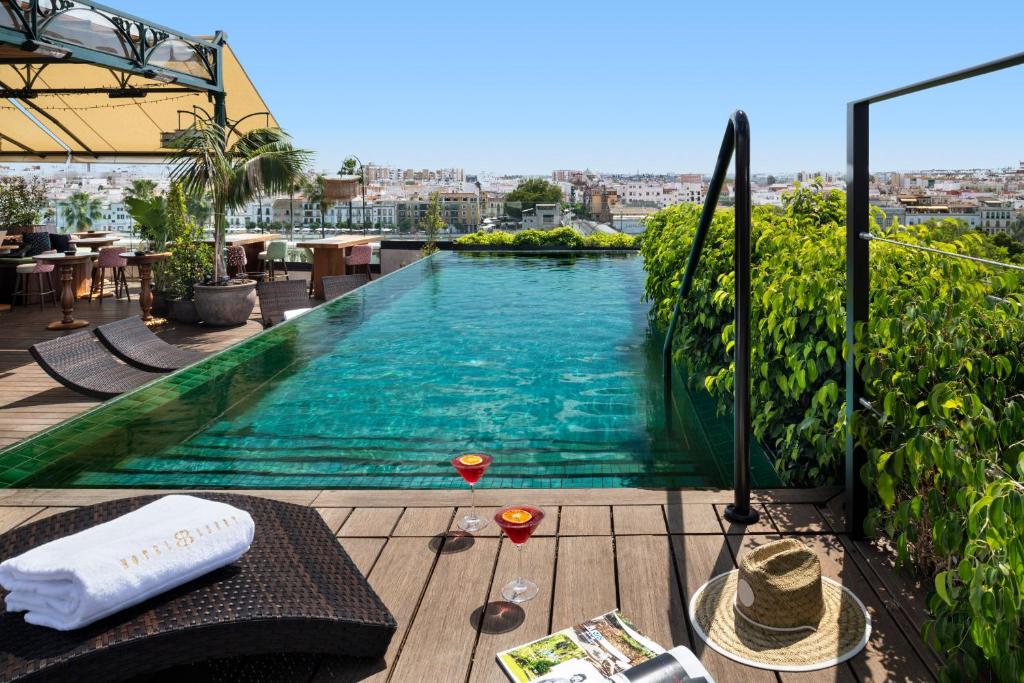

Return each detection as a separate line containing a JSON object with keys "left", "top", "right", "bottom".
{"left": 522, "top": 203, "right": 561, "bottom": 229}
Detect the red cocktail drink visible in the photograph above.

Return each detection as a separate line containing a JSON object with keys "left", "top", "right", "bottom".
{"left": 495, "top": 505, "right": 545, "bottom": 603}
{"left": 452, "top": 454, "right": 492, "bottom": 532}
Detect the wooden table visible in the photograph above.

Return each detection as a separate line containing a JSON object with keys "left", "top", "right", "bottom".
{"left": 296, "top": 235, "right": 377, "bottom": 298}
{"left": 204, "top": 233, "right": 282, "bottom": 276}
{"left": 71, "top": 237, "right": 119, "bottom": 252}
{"left": 120, "top": 252, "right": 170, "bottom": 322}
{"left": 72, "top": 231, "right": 115, "bottom": 239}
{"left": 33, "top": 253, "right": 94, "bottom": 330}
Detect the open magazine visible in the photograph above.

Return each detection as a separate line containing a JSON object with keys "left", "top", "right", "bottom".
{"left": 496, "top": 610, "right": 712, "bottom": 683}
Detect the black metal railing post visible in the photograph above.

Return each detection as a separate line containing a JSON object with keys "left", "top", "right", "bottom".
{"left": 662, "top": 110, "right": 758, "bottom": 525}
{"left": 845, "top": 101, "right": 870, "bottom": 539}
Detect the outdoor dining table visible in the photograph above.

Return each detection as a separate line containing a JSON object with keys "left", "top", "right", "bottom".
{"left": 204, "top": 233, "right": 282, "bottom": 276}
{"left": 71, "top": 230, "right": 115, "bottom": 239}
{"left": 296, "top": 235, "right": 377, "bottom": 298}
{"left": 71, "top": 236, "right": 119, "bottom": 252}
{"left": 120, "top": 252, "right": 170, "bottom": 322}
{"left": 33, "top": 253, "right": 94, "bottom": 330}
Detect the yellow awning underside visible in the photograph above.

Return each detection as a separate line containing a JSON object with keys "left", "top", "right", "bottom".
{"left": 0, "top": 41, "right": 277, "bottom": 163}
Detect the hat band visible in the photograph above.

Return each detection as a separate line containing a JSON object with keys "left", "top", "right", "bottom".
{"left": 733, "top": 596, "right": 818, "bottom": 633}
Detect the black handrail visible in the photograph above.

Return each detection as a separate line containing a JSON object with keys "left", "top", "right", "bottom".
{"left": 662, "top": 110, "right": 758, "bottom": 525}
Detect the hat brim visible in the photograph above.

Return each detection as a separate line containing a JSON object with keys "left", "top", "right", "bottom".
{"left": 688, "top": 570, "right": 871, "bottom": 672}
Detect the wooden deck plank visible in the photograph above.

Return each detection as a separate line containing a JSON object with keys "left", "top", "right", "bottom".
{"left": 715, "top": 502, "right": 779, "bottom": 534}
{"left": 616, "top": 534, "right": 692, "bottom": 650}
{"left": 391, "top": 507, "right": 454, "bottom": 537}
{"left": 388, "top": 537, "right": 501, "bottom": 683}
{"left": 664, "top": 503, "right": 723, "bottom": 534}
{"left": 612, "top": 504, "right": 667, "bottom": 534}
{"left": 316, "top": 507, "right": 353, "bottom": 534}
{"left": 669, "top": 534, "right": 777, "bottom": 682}
{"left": 767, "top": 503, "right": 831, "bottom": 533}
{"left": 551, "top": 536, "right": 617, "bottom": 631}
{"left": 557, "top": 505, "right": 611, "bottom": 536}
{"left": 336, "top": 537, "right": 386, "bottom": 577}
{"left": 0, "top": 506, "right": 42, "bottom": 533}
{"left": 467, "top": 536, "right": 557, "bottom": 683}
{"left": 337, "top": 508, "right": 404, "bottom": 537}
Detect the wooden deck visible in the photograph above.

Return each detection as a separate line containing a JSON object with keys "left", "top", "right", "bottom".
{"left": 0, "top": 487, "right": 941, "bottom": 682}
{"left": 0, "top": 274, "right": 940, "bottom": 681}
{"left": 0, "top": 277, "right": 279, "bottom": 447}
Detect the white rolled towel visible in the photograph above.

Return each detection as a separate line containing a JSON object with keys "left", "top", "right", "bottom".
{"left": 0, "top": 495, "right": 255, "bottom": 631}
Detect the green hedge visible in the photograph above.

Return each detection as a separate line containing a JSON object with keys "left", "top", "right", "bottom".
{"left": 641, "top": 184, "right": 1024, "bottom": 680}
{"left": 456, "top": 227, "right": 636, "bottom": 249}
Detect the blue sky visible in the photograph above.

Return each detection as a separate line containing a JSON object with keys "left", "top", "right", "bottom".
{"left": 114, "top": 0, "right": 1024, "bottom": 175}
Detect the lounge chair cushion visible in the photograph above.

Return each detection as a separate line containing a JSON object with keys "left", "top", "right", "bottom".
{"left": 0, "top": 494, "right": 397, "bottom": 682}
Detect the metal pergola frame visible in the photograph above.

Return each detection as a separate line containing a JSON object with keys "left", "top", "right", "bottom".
{"left": 845, "top": 50, "right": 1024, "bottom": 538}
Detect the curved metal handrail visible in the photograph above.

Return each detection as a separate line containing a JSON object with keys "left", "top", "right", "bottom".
{"left": 662, "top": 110, "right": 757, "bottom": 524}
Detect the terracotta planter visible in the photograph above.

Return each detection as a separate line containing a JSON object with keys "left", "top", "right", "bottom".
{"left": 193, "top": 280, "right": 257, "bottom": 327}
{"left": 168, "top": 298, "right": 201, "bottom": 324}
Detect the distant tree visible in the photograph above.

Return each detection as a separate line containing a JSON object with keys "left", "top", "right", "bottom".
{"left": 766, "top": 175, "right": 777, "bottom": 186}
{"left": 571, "top": 202, "right": 585, "bottom": 218}
{"left": 62, "top": 192, "right": 103, "bottom": 232}
{"left": 992, "top": 231, "right": 1024, "bottom": 263}
{"left": 1010, "top": 215, "right": 1024, "bottom": 243}
{"left": 305, "top": 174, "right": 330, "bottom": 238}
{"left": 505, "top": 178, "right": 563, "bottom": 219}
{"left": 124, "top": 179, "right": 157, "bottom": 203}
{"left": 186, "top": 193, "right": 212, "bottom": 228}
{"left": 398, "top": 217, "right": 413, "bottom": 234}
{"left": 420, "top": 192, "right": 445, "bottom": 255}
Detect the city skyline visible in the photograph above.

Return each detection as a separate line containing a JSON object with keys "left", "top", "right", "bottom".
{"left": 103, "top": 0, "right": 1024, "bottom": 175}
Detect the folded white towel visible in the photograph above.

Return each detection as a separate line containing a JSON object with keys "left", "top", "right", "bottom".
{"left": 0, "top": 495, "right": 254, "bottom": 631}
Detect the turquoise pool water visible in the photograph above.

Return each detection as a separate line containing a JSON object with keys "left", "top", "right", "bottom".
{"left": 0, "top": 252, "right": 779, "bottom": 489}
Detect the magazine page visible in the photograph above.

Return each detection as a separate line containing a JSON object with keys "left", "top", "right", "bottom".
{"left": 497, "top": 610, "right": 665, "bottom": 683}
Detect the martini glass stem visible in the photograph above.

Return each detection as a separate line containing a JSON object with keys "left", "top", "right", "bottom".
{"left": 515, "top": 543, "right": 525, "bottom": 590}
{"left": 469, "top": 483, "right": 476, "bottom": 520}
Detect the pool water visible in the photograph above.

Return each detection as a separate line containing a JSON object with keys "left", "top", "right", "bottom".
{"left": 0, "top": 252, "right": 779, "bottom": 489}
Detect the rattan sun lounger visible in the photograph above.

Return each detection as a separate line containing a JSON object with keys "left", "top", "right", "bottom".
{"left": 321, "top": 274, "right": 369, "bottom": 301}
{"left": 29, "top": 332, "right": 164, "bottom": 400}
{"left": 0, "top": 493, "right": 397, "bottom": 682}
{"left": 94, "top": 316, "right": 207, "bottom": 373}
{"left": 257, "top": 279, "right": 311, "bottom": 327}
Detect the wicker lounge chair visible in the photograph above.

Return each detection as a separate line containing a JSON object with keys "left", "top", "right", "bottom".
{"left": 94, "top": 316, "right": 207, "bottom": 373}
{"left": 322, "top": 274, "right": 369, "bottom": 301}
{"left": 0, "top": 494, "right": 397, "bottom": 682}
{"left": 29, "top": 331, "right": 164, "bottom": 400}
{"left": 257, "top": 279, "right": 311, "bottom": 327}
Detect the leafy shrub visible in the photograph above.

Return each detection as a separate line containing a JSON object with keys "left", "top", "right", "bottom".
{"left": 456, "top": 228, "right": 636, "bottom": 249}
{"left": 640, "top": 183, "right": 1024, "bottom": 680}
{"left": 0, "top": 176, "right": 47, "bottom": 227}
{"left": 164, "top": 183, "right": 213, "bottom": 300}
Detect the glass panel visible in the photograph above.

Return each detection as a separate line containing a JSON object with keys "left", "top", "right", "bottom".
{"left": 0, "top": 2, "right": 22, "bottom": 31}
{"left": 147, "top": 39, "right": 211, "bottom": 79}
{"left": 41, "top": 8, "right": 131, "bottom": 58}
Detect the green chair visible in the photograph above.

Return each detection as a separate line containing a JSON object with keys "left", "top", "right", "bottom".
{"left": 258, "top": 240, "right": 289, "bottom": 281}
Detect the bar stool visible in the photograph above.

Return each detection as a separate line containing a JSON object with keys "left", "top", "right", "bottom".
{"left": 346, "top": 244, "right": 373, "bottom": 281}
{"left": 258, "top": 240, "right": 290, "bottom": 281}
{"left": 13, "top": 249, "right": 58, "bottom": 309}
{"left": 226, "top": 245, "right": 247, "bottom": 277}
{"left": 90, "top": 246, "right": 131, "bottom": 302}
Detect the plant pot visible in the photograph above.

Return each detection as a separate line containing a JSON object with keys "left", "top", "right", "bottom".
{"left": 193, "top": 280, "right": 257, "bottom": 327}
{"left": 168, "top": 298, "right": 201, "bottom": 324}
{"left": 151, "top": 291, "right": 169, "bottom": 317}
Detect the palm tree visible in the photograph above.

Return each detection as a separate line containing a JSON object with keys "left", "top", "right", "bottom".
{"left": 169, "top": 122, "right": 311, "bottom": 281}
{"left": 340, "top": 157, "right": 359, "bottom": 232}
{"left": 62, "top": 192, "right": 103, "bottom": 233}
{"left": 123, "top": 179, "right": 157, "bottom": 203}
{"left": 304, "top": 174, "right": 330, "bottom": 238}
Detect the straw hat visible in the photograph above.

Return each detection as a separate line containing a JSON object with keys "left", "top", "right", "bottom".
{"left": 688, "top": 538, "right": 871, "bottom": 671}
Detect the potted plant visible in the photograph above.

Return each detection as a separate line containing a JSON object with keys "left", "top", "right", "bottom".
{"left": 170, "top": 121, "right": 310, "bottom": 326}
{"left": 163, "top": 183, "right": 213, "bottom": 323}
{"left": 125, "top": 192, "right": 170, "bottom": 313}
{"left": 0, "top": 176, "right": 47, "bottom": 234}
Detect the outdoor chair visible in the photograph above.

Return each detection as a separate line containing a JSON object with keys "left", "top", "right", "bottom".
{"left": 322, "top": 274, "right": 369, "bottom": 301}
{"left": 29, "top": 331, "right": 164, "bottom": 400}
{"left": 94, "top": 316, "right": 207, "bottom": 373}
{"left": 13, "top": 249, "right": 57, "bottom": 309}
{"left": 346, "top": 244, "right": 373, "bottom": 280}
{"left": 13, "top": 232, "right": 50, "bottom": 258}
{"left": 89, "top": 247, "right": 130, "bottom": 302}
{"left": 258, "top": 240, "right": 290, "bottom": 281}
{"left": 49, "top": 233, "right": 73, "bottom": 253}
{"left": 257, "top": 279, "right": 311, "bottom": 328}
{"left": 0, "top": 493, "right": 397, "bottom": 682}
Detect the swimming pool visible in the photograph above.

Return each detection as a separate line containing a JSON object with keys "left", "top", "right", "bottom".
{"left": 0, "top": 252, "right": 779, "bottom": 489}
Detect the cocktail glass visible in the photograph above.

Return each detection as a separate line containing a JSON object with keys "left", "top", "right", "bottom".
{"left": 495, "top": 505, "right": 545, "bottom": 603}
{"left": 452, "top": 453, "right": 492, "bottom": 532}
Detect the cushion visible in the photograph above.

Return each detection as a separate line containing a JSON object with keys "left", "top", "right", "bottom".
{"left": 19, "top": 233, "right": 51, "bottom": 257}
